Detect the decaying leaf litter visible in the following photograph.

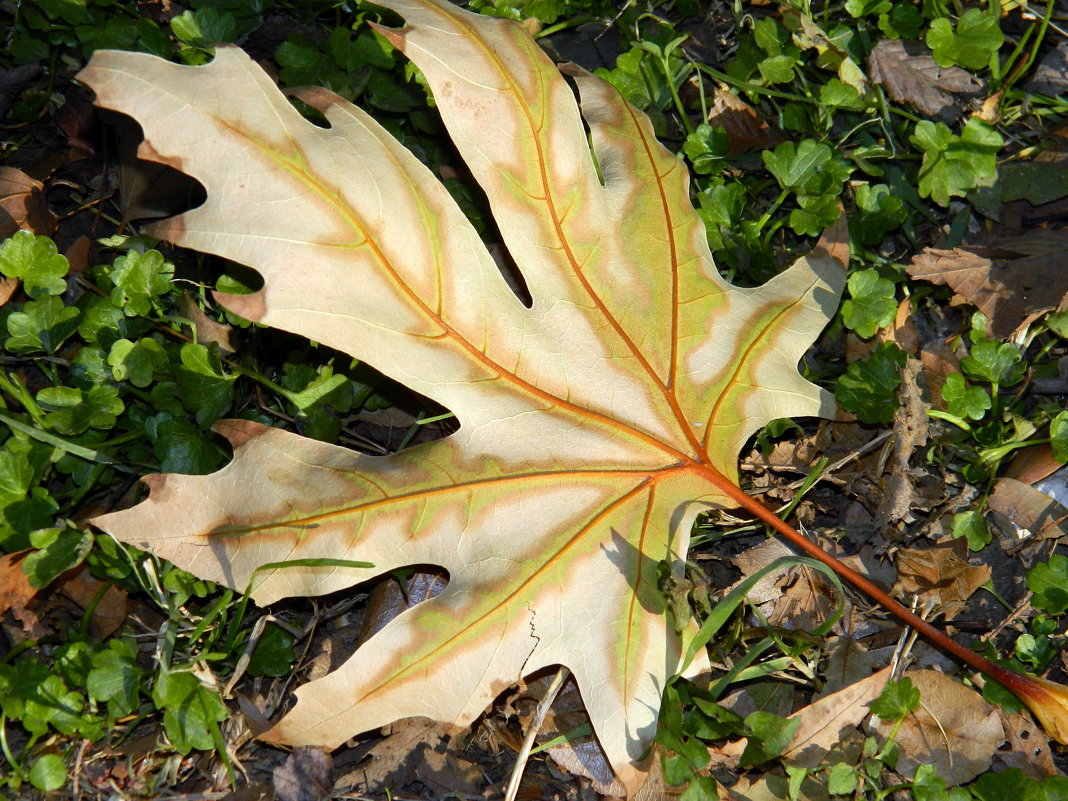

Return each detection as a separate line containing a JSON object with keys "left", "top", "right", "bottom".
{"left": 2, "top": 0, "right": 1068, "bottom": 798}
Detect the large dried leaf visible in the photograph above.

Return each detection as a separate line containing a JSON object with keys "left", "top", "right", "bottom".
{"left": 78, "top": 0, "right": 846, "bottom": 791}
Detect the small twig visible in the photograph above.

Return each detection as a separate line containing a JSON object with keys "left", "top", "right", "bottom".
{"left": 982, "top": 590, "right": 1033, "bottom": 642}
{"left": 503, "top": 666, "right": 570, "bottom": 801}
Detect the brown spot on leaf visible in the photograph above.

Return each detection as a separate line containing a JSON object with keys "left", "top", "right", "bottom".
{"left": 368, "top": 22, "right": 409, "bottom": 51}
{"left": 213, "top": 417, "right": 274, "bottom": 450}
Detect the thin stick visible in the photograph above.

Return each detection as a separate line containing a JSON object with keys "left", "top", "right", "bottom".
{"left": 504, "top": 666, "right": 571, "bottom": 801}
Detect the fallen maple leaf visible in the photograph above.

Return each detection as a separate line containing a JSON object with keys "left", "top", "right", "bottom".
{"left": 907, "top": 229, "right": 1068, "bottom": 338}
{"left": 76, "top": 0, "right": 1068, "bottom": 787}
{"left": 79, "top": 1, "right": 848, "bottom": 788}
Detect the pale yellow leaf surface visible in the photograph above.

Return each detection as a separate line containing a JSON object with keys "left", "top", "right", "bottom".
{"left": 78, "top": 0, "right": 847, "bottom": 792}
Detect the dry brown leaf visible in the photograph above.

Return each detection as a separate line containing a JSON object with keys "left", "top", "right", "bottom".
{"left": 816, "top": 636, "right": 881, "bottom": 699}
{"left": 893, "top": 547, "right": 990, "bottom": 619}
{"left": 0, "top": 277, "right": 17, "bottom": 308}
{"left": 550, "top": 740, "right": 628, "bottom": 797}
{"left": 919, "top": 340, "right": 961, "bottom": 412}
{"left": 178, "top": 291, "right": 239, "bottom": 355}
{"left": 876, "top": 297, "right": 920, "bottom": 354}
{"left": 273, "top": 746, "right": 334, "bottom": 801}
{"left": 337, "top": 718, "right": 483, "bottom": 797}
{"left": 995, "top": 708, "right": 1056, "bottom": 778}
{"left": 706, "top": 88, "right": 786, "bottom": 155}
{"left": 907, "top": 231, "right": 1068, "bottom": 338}
{"left": 1005, "top": 444, "right": 1064, "bottom": 487}
{"left": 765, "top": 567, "right": 838, "bottom": 633}
{"left": 730, "top": 539, "right": 796, "bottom": 607}
{"left": 870, "top": 669, "right": 1004, "bottom": 785}
{"left": 0, "top": 550, "right": 42, "bottom": 635}
{"left": 785, "top": 666, "right": 892, "bottom": 768}
{"left": 59, "top": 569, "right": 129, "bottom": 639}
{"left": 988, "top": 476, "right": 1068, "bottom": 543}
{"left": 0, "top": 166, "right": 55, "bottom": 239}
{"left": 867, "top": 39, "right": 982, "bottom": 123}
{"left": 726, "top": 772, "right": 829, "bottom": 801}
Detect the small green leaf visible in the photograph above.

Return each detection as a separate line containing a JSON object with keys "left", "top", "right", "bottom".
{"left": 910, "top": 118, "right": 1002, "bottom": 207}
{"left": 1043, "top": 775, "right": 1068, "bottom": 801}
{"left": 5, "top": 295, "right": 81, "bottom": 354}
{"left": 1014, "top": 632, "right": 1056, "bottom": 671}
{"left": 763, "top": 140, "right": 825, "bottom": 192}
{"left": 753, "top": 18, "right": 790, "bottom": 56}
{"left": 0, "top": 230, "right": 70, "bottom": 297}
{"left": 926, "top": 8, "right": 1003, "bottom": 71}
{"left": 162, "top": 565, "right": 214, "bottom": 605}
{"left": 851, "top": 184, "right": 908, "bottom": 245}
{"left": 110, "top": 249, "right": 174, "bottom": 317}
{"left": 330, "top": 27, "right": 395, "bottom": 70}
{"left": 246, "top": 623, "right": 297, "bottom": 677}
{"left": 827, "top": 761, "right": 857, "bottom": 795}
{"left": 834, "top": 342, "right": 906, "bottom": 424}
{"left": 911, "top": 763, "right": 948, "bottom": 801}
{"left": 870, "top": 676, "right": 920, "bottom": 720}
{"left": 788, "top": 193, "right": 840, "bottom": 237}
{"left": 109, "top": 336, "right": 168, "bottom": 387}
{"left": 38, "top": 383, "right": 124, "bottom": 435}
{"left": 739, "top": 710, "right": 800, "bottom": 767}
{"left": 146, "top": 415, "right": 226, "bottom": 475}
{"left": 763, "top": 140, "right": 852, "bottom": 196}
{"left": 683, "top": 123, "right": 729, "bottom": 175}
{"left": 153, "top": 669, "right": 228, "bottom": 754}
{"left": 1046, "top": 310, "right": 1068, "bottom": 339}
{"left": 174, "top": 343, "right": 236, "bottom": 425}
{"left": 960, "top": 338, "right": 1024, "bottom": 386}
{"left": 1028, "top": 555, "right": 1068, "bottom": 615}
{"left": 596, "top": 48, "right": 659, "bottom": 110}
{"left": 29, "top": 753, "right": 67, "bottom": 792}
{"left": 25, "top": 674, "right": 102, "bottom": 738}
{"left": 757, "top": 54, "right": 796, "bottom": 84}
{"left": 819, "top": 77, "right": 867, "bottom": 110}
{"left": 879, "top": 5, "right": 924, "bottom": 38}
{"left": 79, "top": 294, "right": 139, "bottom": 346}
{"left": 1051, "top": 411, "right": 1068, "bottom": 463}
{"left": 940, "top": 373, "right": 991, "bottom": 421}
{"left": 87, "top": 640, "right": 144, "bottom": 717}
{"left": 970, "top": 768, "right": 1044, "bottom": 801}
{"left": 841, "top": 269, "right": 897, "bottom": 338}
{"left": 845, "top": 0, "right": 890, "bottom": 17}
{"left": 951, "top": 510, "right": 990, "bottom": 552}
{"left": 24, "top": 525, "right": 94, "bottom": 588}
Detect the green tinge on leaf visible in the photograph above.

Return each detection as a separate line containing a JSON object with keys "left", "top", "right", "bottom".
{"left": 0, "top": 231, "right": 70, "bottom": 297}
{"left": 78, "top": 0, "right": 849, "bottom": 790}
{"left": 1028, "top": 555, "right": 1068, "bottom": 615}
